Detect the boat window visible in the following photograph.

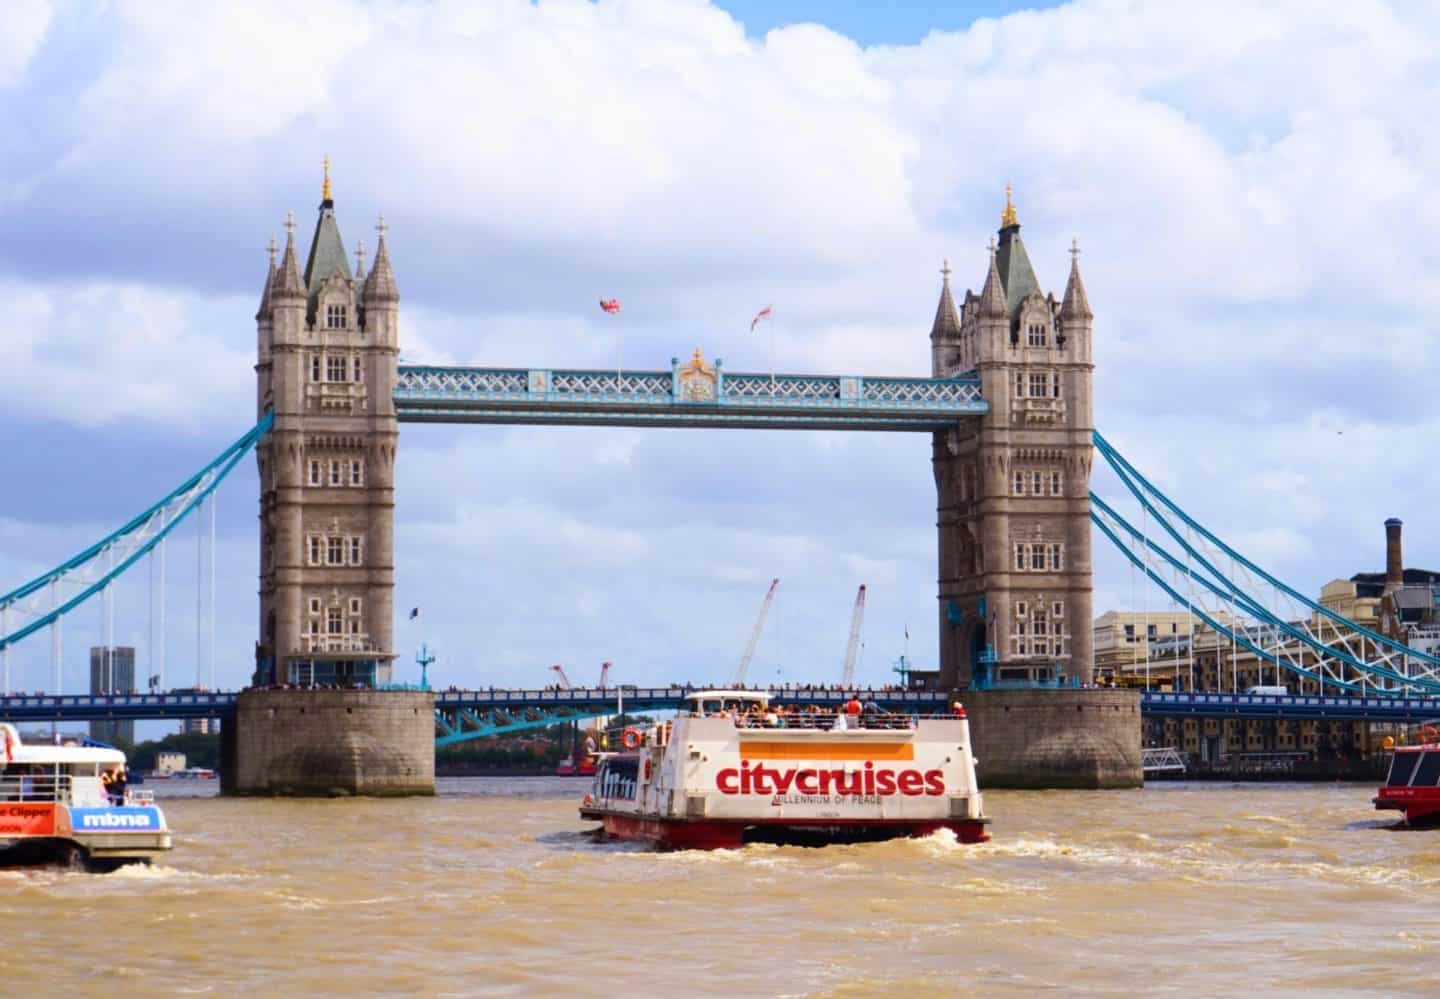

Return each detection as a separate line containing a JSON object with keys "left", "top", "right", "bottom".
{"left": 1387, "top": 753, "right": 1420, "bottom": 787}
{"left": 1412, "top": 752, "right": 1440, "bottom": 787}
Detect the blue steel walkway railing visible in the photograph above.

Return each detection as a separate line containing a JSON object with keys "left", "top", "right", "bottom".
{"left": 394, "top": 363, "right": 986, "bottom": 431}
{"left": 1141, "top": 691, "right": 1440, "bottom": 722}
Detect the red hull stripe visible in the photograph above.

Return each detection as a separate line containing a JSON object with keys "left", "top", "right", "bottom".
{"left": 584, "top": 811, "right": 990, "bottom": 849}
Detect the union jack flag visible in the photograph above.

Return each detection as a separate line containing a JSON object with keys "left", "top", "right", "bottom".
{"left": 599, "top": 298, "right": 621, "bottom": 314}
{"left": 750, "top": 305, "right": 772, "bottom": 332}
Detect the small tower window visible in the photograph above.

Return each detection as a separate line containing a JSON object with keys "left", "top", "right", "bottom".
{"left": 328, "top": 536, "right": 344, "bottom": 564}
{"left": 1013, "top": 471, "right": 1026, "bottom": 496}
{"left": 1015, "top": 372, "right": 1025, "bottom": 398}
{"left": 326, "top": 305, "right": 348, "bottom": 329}
{"left": 352, "top": 356, "right": 363, "bottom": 383}
{"left": 307, "top": 536, "right": 322, "bottom": 566}
{"left": 327, "top": 607, "right": 343, "bottom": 635}
{"left": 308, "top": 460, "right": 321, "bottom": 487}
{"left": 349, "top": 597, "right": 362, "bottom": 616}
{"left": 1052, "top": 372, "right": 1062, "bottom": 399}
{"left": 1014, "top": 543, "right": 1026, "bottom": 571}
{"left": 1031, "top": 471, "right": 1043, "bottom": 495}
{"left": 310, "top": 356, "right": 321, "bottom": 382}
{"left": 1048, "top": 544, "right": 1064, "bottom": 570}
{"left": 1029, "top": 372, "right": 1048, "bottom": 398}
{"left": 326, "top": 356, "right": 347, "bottom": 382}
{"left": 1051, "top": 471, "right": 1063, "bottom": 496}
{"left": 1030, "top": 546, "right": 1045, "bottom": 571}
{"left": 349, "top": 537, "right": 363, "bottom": 566}
{"left": 308, "top": 597, "right": 322, "bottom": 615}
{"left": 329, "top": 460, "right": 343, "bottom": 487}
{"left": 1027, "top": 323, "right": 1047, "bottom": 347}
{"left": 350, "top": 460, "right": 364, "bottom": 486}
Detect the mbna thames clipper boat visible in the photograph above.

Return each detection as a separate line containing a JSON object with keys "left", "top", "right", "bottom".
{"left": 579, "top": 690, "right": 990, "bottom": 849}
{"left": 0, "top": 723, "right": 173, "bottom": 871}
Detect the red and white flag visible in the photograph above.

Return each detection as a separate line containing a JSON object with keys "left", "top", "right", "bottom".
{"left": 599, "top": 298, "right": 621, "bottom": 315}
{"left": 750, "top": 305, "right": 772, "bottom": 332}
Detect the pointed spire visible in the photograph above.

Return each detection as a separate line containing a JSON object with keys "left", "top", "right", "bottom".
{"left": 363, "top": 215, "right": 398, "bottom": 303}
{"left": 1061, "top": 237, "right": 1093, "bottom": 319}
{"left": 275, "top": 211, "right": 305, "bottom": 300}
{"left": 979, "top": 237, "right": 1007, "bottom": 319}
{"left": 1001, "top": 182, "right": 1018, "bottom": 229}
{"left": 256, "top": 237, "right": 278, "bottom": 319}
{"left": 930, "top": 258, "right": 960, "bottom": 340}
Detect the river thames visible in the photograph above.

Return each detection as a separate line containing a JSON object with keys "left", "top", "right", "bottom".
{"left": 1, "top": 779, "right": 1432, "bottom": 996}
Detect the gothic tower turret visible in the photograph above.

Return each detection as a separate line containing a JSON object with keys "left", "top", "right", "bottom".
{"left": 254, "top": 162, "right": 399, "bottom": 687}
{"left": 933, "top": 188, "right": 1096, "bottom": 688}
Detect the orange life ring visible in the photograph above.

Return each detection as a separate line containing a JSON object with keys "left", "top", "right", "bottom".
{"left": 621, "top": 728, "right": 643, "bottom": 750}
{"left": 1423, "top": 725, "right": 1438, "bottom": 744}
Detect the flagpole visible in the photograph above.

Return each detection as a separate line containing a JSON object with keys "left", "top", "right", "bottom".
{"left": 769, "top": 319, "right": 775, "bottom": 389}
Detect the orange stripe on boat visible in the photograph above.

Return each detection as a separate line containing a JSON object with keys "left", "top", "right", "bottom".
{"left": 739, "top": 741, "right": 914, "bottom": 761}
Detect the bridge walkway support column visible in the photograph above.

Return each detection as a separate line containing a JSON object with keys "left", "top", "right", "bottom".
{"left": 228, "top": 689, "right": 435, "bottom": 797}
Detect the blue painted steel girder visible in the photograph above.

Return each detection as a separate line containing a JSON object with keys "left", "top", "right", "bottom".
{"left": 1142, "top": 691, "right": 1440, "bottom": 722}
{"left": 394, "top": 365, "right": 986, "bottom": 431}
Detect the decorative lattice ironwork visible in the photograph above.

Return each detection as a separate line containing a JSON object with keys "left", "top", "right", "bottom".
{"left": 394, "top": 365, "right": 987, "bottom": 429}
{"left": 726, "top": 375, "right": 842, "bottom": 400}
{"left": 865, "top": 378, "right": 983, "bottom": 404}
{"left": 549, "top": 371, "right": 671, "bottom": 396}
{"left": 397, "top": 368, "right": 526, "bottom": 396}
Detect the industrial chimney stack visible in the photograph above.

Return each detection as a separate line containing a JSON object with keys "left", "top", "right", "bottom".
{"left": 1384, "top": 518, "right": 1405, "bottom": 595}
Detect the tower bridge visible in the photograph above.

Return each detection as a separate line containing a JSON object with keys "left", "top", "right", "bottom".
{"left": 7, "top": 171, "right": 1435, "bottom": 793}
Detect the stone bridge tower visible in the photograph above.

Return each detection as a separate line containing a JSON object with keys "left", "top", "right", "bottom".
{"left": 254, "top": 164, "right": 400, "bottom": 687}
{"left": 931, "top": 188, "right": 1095, "bottom": 688}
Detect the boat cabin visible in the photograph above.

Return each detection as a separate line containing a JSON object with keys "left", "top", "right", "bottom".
{"left": 684, "top": 690, "right": 770, "bottom": 717}
{"left": 1, "top": 725, "right": 127, "bottom": 808}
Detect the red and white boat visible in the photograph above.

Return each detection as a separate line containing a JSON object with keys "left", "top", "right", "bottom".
{"left": 1374, "top": 733, "right": 1440, "bottom": 825}
{"left": 579, "top": 690, "right": 989, "bottom": 849}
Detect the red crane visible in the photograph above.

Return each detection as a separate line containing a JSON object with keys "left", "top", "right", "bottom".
{"left": 598, "top": 661, "right": 611, "bottom": 690}
{"left": 548, "top": 664, "right": 572, "bottom": 690}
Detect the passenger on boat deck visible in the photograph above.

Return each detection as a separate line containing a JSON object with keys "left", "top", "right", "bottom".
{"left": 845, "top": 696, "right": 863, "bottom": 718}
{"left": 110, "top": 768, "right": 127, "bottom": 805}
{"left": 763, "top": 707, "right": 779, "bottom": 728}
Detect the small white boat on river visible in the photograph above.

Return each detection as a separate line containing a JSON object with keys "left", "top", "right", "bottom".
{"left": 1, "top": 723, "right": 173, "bottom": 871}
{"left": 579, "top": 690, "right": 990, "bottom": 849}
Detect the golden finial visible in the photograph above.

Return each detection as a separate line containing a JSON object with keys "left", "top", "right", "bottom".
{"left": 322, "top": 156, "right": 332, "bottom": 202}
{"left": 1001, "top": 182, "right": 1018, "bottom": 228}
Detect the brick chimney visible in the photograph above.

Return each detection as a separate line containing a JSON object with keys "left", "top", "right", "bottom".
{"left": 1384, "top": 518, "right": 1404, "bottom": 594}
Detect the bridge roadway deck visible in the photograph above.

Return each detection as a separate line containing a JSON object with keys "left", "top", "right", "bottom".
{"left": 7, "top": 689, "right": 1440, "bottom": 725}
{"left": 0, "top": 687, "right": 952, "bottom": 724}
{"left": 393, "top": 364, "right": 987, "bottom": 431}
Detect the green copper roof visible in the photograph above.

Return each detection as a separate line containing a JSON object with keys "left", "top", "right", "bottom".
{"left": 303, "top": 202, "right": 352, "bottom": 318}
{"left": 995, "top": 225, "right": 1040, "bottom": 317}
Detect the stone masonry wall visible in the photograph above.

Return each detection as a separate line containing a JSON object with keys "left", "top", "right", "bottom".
{"left": 231, "top": 689, "right": 435, "bottom": 796}
{"left": 964, "top": 688, "right": 1141, "bottom": 789}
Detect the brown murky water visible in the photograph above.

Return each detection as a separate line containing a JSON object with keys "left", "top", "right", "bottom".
{"left": 1, "top": 778, "right": 1434, "bottom": 997}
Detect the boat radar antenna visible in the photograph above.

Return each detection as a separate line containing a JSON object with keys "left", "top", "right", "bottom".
{"left": 415, "top": 644, "right": 435, "bottom": 691}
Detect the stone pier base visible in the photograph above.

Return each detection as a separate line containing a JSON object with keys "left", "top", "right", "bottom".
{"left": 963, "top": 688, "right": 1142, "bottom": 789}
{"left": 226, "top": 689, "right": 436, "bottom": 796}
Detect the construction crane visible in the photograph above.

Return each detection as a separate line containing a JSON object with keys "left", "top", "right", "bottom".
{"left": 732, "top": 578, "right": 780, "bottom": 687}
{"left": 548, "top": 664, "right": 572, "bottom": 690}
{"left": 598, "top": 661, "right": 611, "bottom": 690}
{"left": 840, "top": 584, "right": 867, "bottom": 688}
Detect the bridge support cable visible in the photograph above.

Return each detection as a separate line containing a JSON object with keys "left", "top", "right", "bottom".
{"left": 1094, "top": 430, "right": 1440, "bottom": 686}
{"left": 1091, "top": 486, "right": 1440, "bottom": 695}
{"left": 1090, "top": 502, "right": 1364, "bottom": 693}
{"left": 1091, "top": 492, "right": 1440, "bottom": 693}
{"left": 0, "top": 413, "right": 274, "bottom": 668}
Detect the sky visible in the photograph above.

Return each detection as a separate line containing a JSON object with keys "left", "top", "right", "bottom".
{"left": 3, "top": 0, "right": 1440, "bottom": 707}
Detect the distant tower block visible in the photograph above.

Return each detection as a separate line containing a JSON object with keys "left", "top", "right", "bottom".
{"left": 254, "top": 163, "right": 401, "bottom": 688}
{"left": 931, "top": 187, "right": 1096, "bottom": 688}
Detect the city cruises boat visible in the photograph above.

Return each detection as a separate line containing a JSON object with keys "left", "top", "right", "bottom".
{"left": 1374, "top": 731, "right": 1440, "bottom": 826}
{"left": 0, "top": 723, "right": 174, "bottom": 871}
{"left": 579, "top": 690, "right": 989, "bottom": 849}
